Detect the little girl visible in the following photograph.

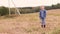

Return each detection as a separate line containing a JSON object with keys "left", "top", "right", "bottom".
{"left": 39, "top": 6, "right": 46, "bottom": 28}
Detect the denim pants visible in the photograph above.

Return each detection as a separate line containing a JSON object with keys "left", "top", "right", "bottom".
{"left": 41, "top": 18, "right": 46, "bottom": 25}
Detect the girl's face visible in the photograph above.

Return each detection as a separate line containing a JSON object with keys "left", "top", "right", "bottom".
{"left": 40, "top": 6, "right": 45, "bottom": 10}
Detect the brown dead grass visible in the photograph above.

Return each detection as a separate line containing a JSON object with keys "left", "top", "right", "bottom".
{"left": 0, "top": 9, "right": 60, "bottom": 34}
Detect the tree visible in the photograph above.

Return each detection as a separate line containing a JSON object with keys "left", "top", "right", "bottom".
{"left": 0, "top": 6, "right": 9, "bottom": 16}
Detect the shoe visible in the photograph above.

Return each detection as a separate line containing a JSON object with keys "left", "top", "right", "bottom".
{"left": 44, "top": 25, "right": 46, "bottom": 28}
{"left": 41, "top": 25, "right": 43, "bottom": 28}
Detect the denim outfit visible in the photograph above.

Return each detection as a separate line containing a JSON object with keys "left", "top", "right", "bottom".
{"left": 39, "top": 10, "right": 46, "bottom": 25}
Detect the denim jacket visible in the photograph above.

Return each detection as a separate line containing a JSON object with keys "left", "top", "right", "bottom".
{"left": 39, "top": 10, "right": 46, "bottom": 19}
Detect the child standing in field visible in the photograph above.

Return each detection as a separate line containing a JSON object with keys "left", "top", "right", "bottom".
{"left": 39, "top": 6, "right": 46, "bottom": 28}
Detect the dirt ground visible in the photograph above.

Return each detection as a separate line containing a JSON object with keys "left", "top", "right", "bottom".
{"left": 0, "top": 9, "right": 60, "bottom": 34}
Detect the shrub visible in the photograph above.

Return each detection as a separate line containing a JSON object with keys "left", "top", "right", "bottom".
{"left": 0, "top": 6, "right": 9, "bottom": 16}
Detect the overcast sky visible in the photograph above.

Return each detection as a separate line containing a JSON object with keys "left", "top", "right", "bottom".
{"left": 0, "top": 0, "right": 60, "bottom": 7}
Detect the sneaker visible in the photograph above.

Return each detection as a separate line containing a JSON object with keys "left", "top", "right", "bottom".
{"left": 41, "top": 25, "right": 43, "bottom": 28}
{"left": 44, "top": 25, "right": 46, "bottom": 28}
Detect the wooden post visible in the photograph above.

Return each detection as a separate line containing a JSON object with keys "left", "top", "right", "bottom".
{"left": 8, "top": 0, "right": 11, "bottom": 16}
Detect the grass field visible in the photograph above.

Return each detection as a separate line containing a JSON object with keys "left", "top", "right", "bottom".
{"left": 0, "top": 9, "right": 60, "bottom": 34}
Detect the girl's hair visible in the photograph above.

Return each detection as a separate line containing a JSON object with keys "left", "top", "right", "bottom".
{"left": 40, "top": 6, "right": 45, "bottom": 10}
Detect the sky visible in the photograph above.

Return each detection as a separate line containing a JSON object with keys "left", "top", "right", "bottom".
{"left": 0, "top": 0, "right": 60, "bottom": 7}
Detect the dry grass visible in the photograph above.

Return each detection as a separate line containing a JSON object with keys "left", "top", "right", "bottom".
{"left": 0, "top": 9, "right": 60, "bottom": 34}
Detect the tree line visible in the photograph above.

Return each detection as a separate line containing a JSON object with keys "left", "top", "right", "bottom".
{"left": 0, "top": 3, "right": 60, "bottom": 16}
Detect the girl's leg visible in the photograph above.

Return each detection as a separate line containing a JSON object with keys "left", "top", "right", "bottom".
{"left": 42, "top": 18, "right": 46, "bottom": 28}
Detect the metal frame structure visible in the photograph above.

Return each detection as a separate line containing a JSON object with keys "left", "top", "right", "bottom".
{"left": 8, "top": 0, "right": 20, "bottom": 16}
